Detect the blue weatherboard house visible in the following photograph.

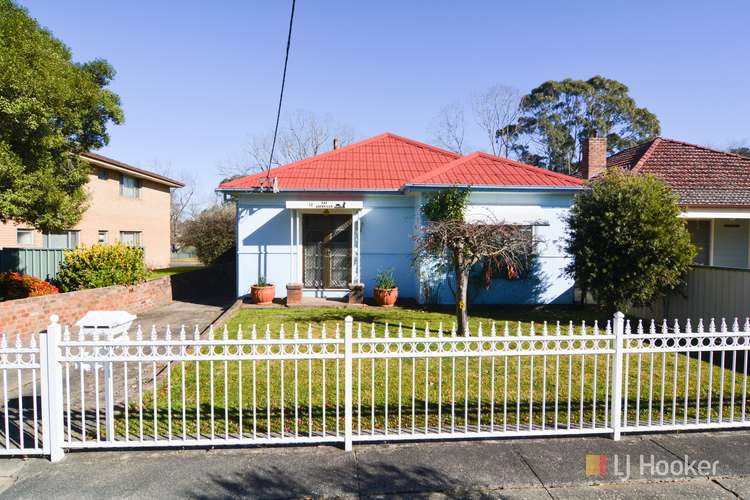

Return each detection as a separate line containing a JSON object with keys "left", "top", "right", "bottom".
{"left": 218, "top": 133, "right": 584, "bottom": 305}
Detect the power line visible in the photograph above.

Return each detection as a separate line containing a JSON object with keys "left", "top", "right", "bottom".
{"left": 263, "top": 0, "right": 296, "bottom": 191}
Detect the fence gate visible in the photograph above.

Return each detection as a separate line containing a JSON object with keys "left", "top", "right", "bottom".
{"left": 1, "top": 313, "right": 750, "bottom": 461}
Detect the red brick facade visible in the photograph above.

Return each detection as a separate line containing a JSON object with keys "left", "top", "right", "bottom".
{"left": 0, "top": 277, "right": 172, "bottom": 338}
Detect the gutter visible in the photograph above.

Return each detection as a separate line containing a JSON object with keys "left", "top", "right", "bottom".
{"left": 217, "top": 185, "right": 586, "bottom": 195}
{"left": 401, "top": 184, "right": 586, "bottom": 193}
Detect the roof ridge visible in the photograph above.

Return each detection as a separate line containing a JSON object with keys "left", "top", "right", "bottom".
{"left": 407, "top": 151, "right": 583, "bottom": 186}
{"left": 407, "top": 152, "right": 477, "bottom": 184}
{"left": 631, "top": 137, "right": 662, "bottom": 173}
{"left": 221, "top": 133, "right": 393, "bottom": 188}
{"left": 218, "top": 132, "right": 459, "bottom": 189}
{"left": 606, "top": 138, "right": 657, "bottom": 162}
{"left": 473, "top": 151, "right": 586, "bottom": 183}
{"left": 380, "top": 132, "right": 461, "bottom": 160}
{"left": 657, "top": 137, "right": 750, "bottom": 161}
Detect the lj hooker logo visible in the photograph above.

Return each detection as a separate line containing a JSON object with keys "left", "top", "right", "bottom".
{"left": 585, "top": 454, "right": 608, "bottom": 478}
{"left": 585, "top": 453, "right": 719, "bottom": 480}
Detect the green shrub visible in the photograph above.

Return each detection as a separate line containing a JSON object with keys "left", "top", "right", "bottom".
{"left": 55, "top": 244, "right": 148, "bottom": 292}
{"left": 565, "top": 169, "right": 696, "bottom": 312}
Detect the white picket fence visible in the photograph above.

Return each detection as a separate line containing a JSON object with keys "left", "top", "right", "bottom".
{"left": 1, "top": 312, "right": 750, "bottom": 461}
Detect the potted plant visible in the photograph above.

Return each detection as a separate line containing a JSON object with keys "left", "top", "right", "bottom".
{"left": 373, "top": 269, "right": 398, "bottom": 307}
{"left": 250, "top": 276, "right": 275, "bottom": 304}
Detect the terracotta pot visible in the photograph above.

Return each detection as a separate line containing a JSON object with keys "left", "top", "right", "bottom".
{"left": 373, "top": 287, "right": 398, "bottom": 307}
{"left": 250, "top": 284, "right": 276, "bottom": 304}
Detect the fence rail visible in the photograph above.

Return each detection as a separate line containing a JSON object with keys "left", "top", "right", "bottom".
{"left": 1, "top": 312, "right": 750, "bottom": 461}
{"left": 0, "top": 248, "right": 65, "bottom": 281}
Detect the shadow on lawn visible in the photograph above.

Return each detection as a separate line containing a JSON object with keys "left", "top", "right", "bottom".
{"left": 100, "top": 399, "right": 612, "bottom": 440}
{"left": 233, "top": 304, "right": 611, "bottom": 332}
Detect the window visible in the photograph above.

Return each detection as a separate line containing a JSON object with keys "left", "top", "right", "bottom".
{"left": 43, "top": 230, "right": 80, "bottom": 249}
{"left": 16, "top": 229, "right": 34, "bottom": 246}
{"left": 98, "top": 230, "right": 109, "bottom": 244}
{"left": 120, "top": 231, "right": 141, "bottom": 247}
{"left": 687, "top": 220, "right": 711, "bottom": 265}
{"left": 479, "top": 225, "right": 535, "bottom": 281}
{"left": 120, "top": 174, "right": 141, "bottom": 199}
{"left": 97, "top": 168, "right": 108, "bottom": 181}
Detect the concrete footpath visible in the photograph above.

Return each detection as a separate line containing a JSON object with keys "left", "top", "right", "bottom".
{"left": 1, "top": 430, "right": 750, "bottom": 499}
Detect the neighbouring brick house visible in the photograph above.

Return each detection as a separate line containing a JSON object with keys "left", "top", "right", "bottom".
{"left": 582, "top": 137, "right": 750, "bottom": 269}
{"left": 0, "top": 152, "right": 183, "bottom": 269}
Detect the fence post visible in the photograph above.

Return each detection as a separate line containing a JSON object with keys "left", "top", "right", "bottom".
{"left": 344, "top": 315, "right": 353, "bottom": 451}
{"left": 104, "top": 329, "right": 116, "bottom": 441}
{"left": 40, "top": 315, "right": 65, "bottom": 462}
{"left": 611, "top": 311, "right": 625, "bottom": 441}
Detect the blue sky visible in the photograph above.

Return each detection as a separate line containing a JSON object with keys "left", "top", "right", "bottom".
{"left": 21, "top": 0, "right": 750, "bottom": 205}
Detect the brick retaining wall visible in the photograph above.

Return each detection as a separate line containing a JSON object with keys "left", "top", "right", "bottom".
{"left": 0, "top": 277, "right": 173, "bottom": 337}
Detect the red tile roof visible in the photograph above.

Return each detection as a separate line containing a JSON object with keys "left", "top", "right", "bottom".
{"left": 607, "top": 138, "right": 750, "bottom": 207}
{"left": 219, "top": 133, "right": 583, "bottom": 192}
{"left": 407, "top": 152, "right": 584, "bottom": 188}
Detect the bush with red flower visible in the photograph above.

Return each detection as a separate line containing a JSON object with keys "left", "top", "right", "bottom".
{"left": 0, "top": 272, "right": 59, "bottom": 300}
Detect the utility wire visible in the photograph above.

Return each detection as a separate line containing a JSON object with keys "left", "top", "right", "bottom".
{"left": 263, "top": 0, "right": 296, "bottom": 190}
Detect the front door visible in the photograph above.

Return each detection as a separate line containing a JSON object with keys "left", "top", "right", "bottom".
{"left": 302, "top": 214, "right": 352, "bottom": 288}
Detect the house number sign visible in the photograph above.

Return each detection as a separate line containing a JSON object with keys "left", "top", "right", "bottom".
{"left": 285, "top": 200, "right": 364, "bottom": 209}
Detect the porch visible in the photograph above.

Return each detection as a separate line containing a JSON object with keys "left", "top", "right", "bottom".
{"left": 684, "top": 209, "right": 750, "bottom": 269}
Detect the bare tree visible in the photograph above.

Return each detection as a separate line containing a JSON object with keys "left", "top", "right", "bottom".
{"left": 472, "top": 84, "right": 522, "bottom": 157}
{"left": 222, "top": 110, "right": 355, "bottom": 178}
{"left": 430, "top": 102, "right": 466, "bottom": 154}
{"left": 153, "top": 164, "right": 198, "bottom": 250}
{"left": 415, "top": 188, "right": 535, "bottom": 335}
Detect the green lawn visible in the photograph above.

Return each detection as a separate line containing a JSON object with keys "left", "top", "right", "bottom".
{"left": 113, "top": 305, "right": 749, "bottom": 440}
{"left": 147, "top": 265, "right": 203, "bottom": 279}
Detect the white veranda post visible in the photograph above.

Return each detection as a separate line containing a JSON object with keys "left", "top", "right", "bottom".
{"left": 351, "top": 211, "right": 361, "bottom": 283}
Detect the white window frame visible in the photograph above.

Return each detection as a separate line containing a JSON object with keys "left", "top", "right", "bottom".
{"left": 98, "top": 230, "right": 109, "bottom": 244}
{"left": 43, "top": 230, "right": 79, "bottom": 249}
{"left": 16, "top": 229, "right": 34, "bottom": 246}
{"left": 119, "top": 231, "right": 142, "bottom": 247}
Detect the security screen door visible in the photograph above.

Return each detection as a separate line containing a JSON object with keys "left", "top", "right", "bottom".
{"left": 302, "top": 214, "right": 352, "bottom": 288}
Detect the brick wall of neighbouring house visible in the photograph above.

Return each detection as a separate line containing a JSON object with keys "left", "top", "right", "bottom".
{"left": 0, "top": 277, "right": 173, "bottom": 338}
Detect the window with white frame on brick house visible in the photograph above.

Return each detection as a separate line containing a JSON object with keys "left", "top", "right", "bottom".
{"left": 120, "top": 231, "right": 141, "bottom": 246}
{"left": 43, "top": 230, "right": 79, "bottom": 249}
{"left": 16, "top": 229, "right": 34, "bottom": 246}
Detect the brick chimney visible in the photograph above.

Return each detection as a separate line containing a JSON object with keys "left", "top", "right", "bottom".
{"left": 581, "top": 136, "right": 607, "bottom": 179}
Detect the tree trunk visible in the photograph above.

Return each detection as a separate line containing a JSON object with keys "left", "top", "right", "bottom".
{"left": 453, "top": 253, "right": 470, "bottom": 336}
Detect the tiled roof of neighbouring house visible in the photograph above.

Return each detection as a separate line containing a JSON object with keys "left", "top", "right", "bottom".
{"left": 607, "top": 138, "right": 750, "bottom": 207}
{"left": 218, "top": 133, "right": 583, "bottom": 192}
